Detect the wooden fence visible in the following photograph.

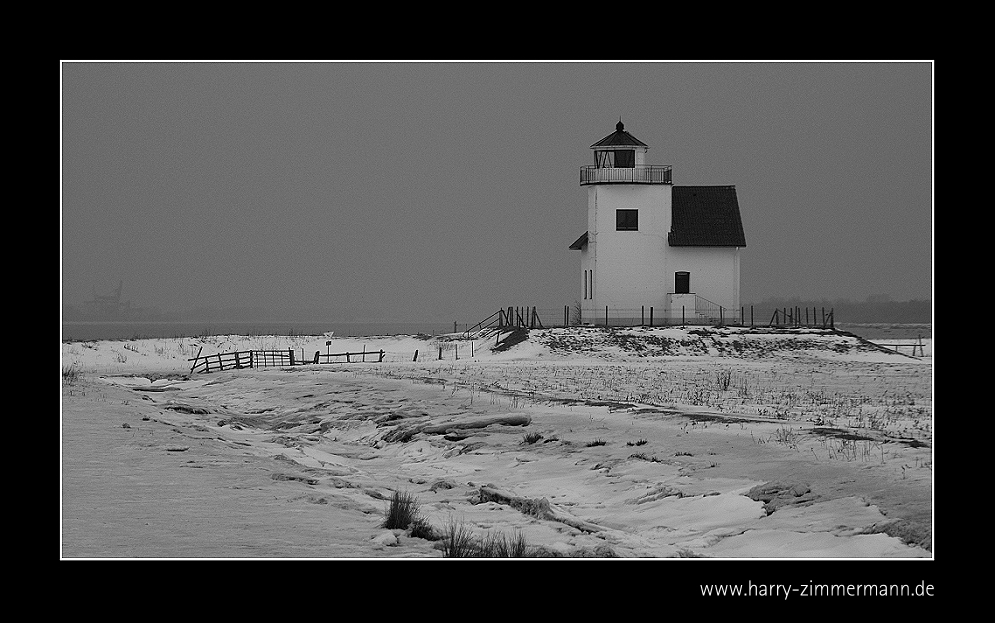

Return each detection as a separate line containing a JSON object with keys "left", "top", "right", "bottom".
{"left": 463, "top": 304, "right": 836, "bottom": 336}
{"left": 767, "top": 306, "right": 834, "bottom": 329}
{"left": 872, "top": 335, "right": 928, "bottom": 357}
{"left": 188, "top": 346, "right": 385, "bottom": 374}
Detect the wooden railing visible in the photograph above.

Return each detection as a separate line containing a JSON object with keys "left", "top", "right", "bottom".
{"left": 462, "top": 306, "right": 546, "bottom": 339}
{"left": 871, "top": 335, "right": 927, "bottom": 357}
{"left": 461, "top": 309, "right": 503, "bottom": 338}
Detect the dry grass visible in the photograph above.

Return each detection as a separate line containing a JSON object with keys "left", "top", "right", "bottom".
{"left": 381, "top": 490, "right": 420, "bottom": 530}
{"left": 440, "top": 519, "right": 539, "bottom": 558}
{"left": 62, "top": 362, "right": 84, "bottom": 385}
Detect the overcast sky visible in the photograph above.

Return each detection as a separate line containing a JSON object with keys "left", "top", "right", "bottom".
{"left": 61, "top": 61, "right": 932, "bottom": 322}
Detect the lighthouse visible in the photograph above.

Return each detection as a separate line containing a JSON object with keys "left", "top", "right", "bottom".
{"left": 569, "top": 120, "right": 746, "bottom": 325}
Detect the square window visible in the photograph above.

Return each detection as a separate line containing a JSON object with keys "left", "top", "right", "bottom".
{"left": 616, "top": 209, "right": 638, "bottom": 231}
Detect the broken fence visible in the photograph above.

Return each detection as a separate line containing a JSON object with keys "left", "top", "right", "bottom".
{"left": 188, "top": 346, "right": 385, "bottom": 374}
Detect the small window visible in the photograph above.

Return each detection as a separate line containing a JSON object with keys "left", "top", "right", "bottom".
{"left": 614, "top": 150, "right": 635, "bottom": 168}
{"left": 616, "top": 209, "right": 638, "bottom": 231}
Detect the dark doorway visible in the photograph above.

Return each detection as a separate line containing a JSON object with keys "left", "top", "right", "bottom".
{"left": 675, "top": 271, "right": 690, "bottom": 294}
{"left": 614, "top": 150, "right": 635, "bottom": 168}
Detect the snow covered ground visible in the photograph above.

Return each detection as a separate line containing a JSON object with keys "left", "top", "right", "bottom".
{"left": 61, "top": 326, "right": 932, "bottom": 559}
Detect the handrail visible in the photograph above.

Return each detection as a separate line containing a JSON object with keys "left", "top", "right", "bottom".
{"left": 461, "top": 309, "right": 503, "bottom": 339}
{"left": 694, "top": 295, "right": 723, "bottom": 322}
{"left": 580, "top": 165, "right": 673, "bottom": 185}
{"left": 462, "top": 306, "right": 545, "bottom": 338}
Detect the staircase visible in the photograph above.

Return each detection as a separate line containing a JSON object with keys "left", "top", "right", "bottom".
{"left": 462, "top": 306, "right": 544, "bottom": 339}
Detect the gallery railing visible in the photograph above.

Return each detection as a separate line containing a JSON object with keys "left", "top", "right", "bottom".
{"left": 580, "top": 165, "right": 673, "bottom": 185}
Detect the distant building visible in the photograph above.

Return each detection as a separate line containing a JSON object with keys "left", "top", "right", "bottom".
{"left": 570, "top": 121, "right": 746, "bottom": 324}
{"left": 64, "top": 280, "right": 165, "bottom": 322}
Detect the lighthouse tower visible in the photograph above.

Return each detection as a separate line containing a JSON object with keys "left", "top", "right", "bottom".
{"left": 569, "top": 120, "right": 746, "bottom": 324}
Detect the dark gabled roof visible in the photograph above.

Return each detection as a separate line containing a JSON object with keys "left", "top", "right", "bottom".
{"left": 591, "top": 120, "right": 648, "bottom": 148}
{"left": 569, "top": 231, "right": 588, "bottom": 250}
{"left": 669, "top": 186, "right": 747, "bottom": 247}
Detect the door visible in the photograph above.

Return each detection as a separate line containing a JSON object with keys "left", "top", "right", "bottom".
{"left": 675, "top": 271, "right": 690, "bottom": 294}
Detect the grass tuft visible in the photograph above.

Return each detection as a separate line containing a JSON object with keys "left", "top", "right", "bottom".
{"left": 522, "top": 431, "right": 544, "bottom": 445}
{"left": 62, "top": 362, "right": 84, "bottom": 385}
{"left": 409, "top": 517, "right": 441, "bottom": 541}
{"left": 381, "top": 490, "right": 420, "bottom": 530}
{"left": 442, "top": 518, "right": 478, "bottom": 557}
{"left": 440, "top": 518, "right": 540, "bottom": 558}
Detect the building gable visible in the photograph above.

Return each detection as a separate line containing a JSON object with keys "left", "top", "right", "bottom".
{"left": 568, "top": 231, "right": 588, "bottom": 250}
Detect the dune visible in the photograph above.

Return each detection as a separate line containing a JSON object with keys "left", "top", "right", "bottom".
{"left": 61, "top": 326, "right": 932, "bottom": 560}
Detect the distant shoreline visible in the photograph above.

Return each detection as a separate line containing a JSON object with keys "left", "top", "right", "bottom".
{"left": 61, "top": 320, "right": 454, "bottom": 342}
{"left": 61, "top": 320, "right": 931, "bottom": 343}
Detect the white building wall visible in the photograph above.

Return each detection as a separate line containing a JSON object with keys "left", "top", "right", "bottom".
{"left": 579, "top": 246, "right": 592, "bottom": 302}
{"left": 578, "top": 181, "right": 742, "bottom": 322}
{"left": 667, "top": 246, "right": 742, "bottom": 311}
{"left": 586, "top": 182, "right": 672, "bottom": 314}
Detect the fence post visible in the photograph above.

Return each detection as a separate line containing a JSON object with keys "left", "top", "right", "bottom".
{"left": 682, "top": 306, "right": 686, "bottom": 326}
{"left": 413, "top": 349, "right": 419, "bottom": 362}
{"left": 606, "top": 306, "right": 609, "bottom": 327}
{"left": 751, "top": 305, "right": 754, "bottom": 327}
{"left": 649, "top": 306, "right": 653, "bottom": 327}
{"left": 190, "top": 347, "right": 203, "bottom": 373}
{"left": 641, "top": 306, "right": 645, "bottom": 326}
{"left": 379, "top": 349, "right": 385, "bottom": 362}
{"left": 720, "top": 306, "right": 724, "bottom": 326}
{"left": 438, "top": 346, "right": 442, "bottom": 360}
{"left": 313, "top": 351, "right": 320, "bottom": 364}
{"left": 289, "top": 349, "right": 295, "bottom": 366}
